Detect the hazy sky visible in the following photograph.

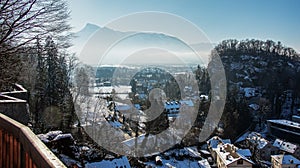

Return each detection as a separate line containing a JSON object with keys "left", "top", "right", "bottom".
{"left": 67, "top": 0, "right": 300, "bottom": 51}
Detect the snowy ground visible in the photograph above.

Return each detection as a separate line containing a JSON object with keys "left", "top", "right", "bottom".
{"left": 91, "top": 85, "right": 131, "bottom": 99}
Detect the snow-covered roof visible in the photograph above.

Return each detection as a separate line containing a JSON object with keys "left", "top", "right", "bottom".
{"left": 163, "top": 147, "right": 202, "bottom": 159}
{"left": 85, "top": 156, "right": 131, "bottom": 168}
{"left": 145, "top": 157, "right": 202, "bottom": 168}
{"left": 249, "top": 104, "right": 260, "bottom": 111}
{"left": 246, "top": 132, "right": 269, "bottom": 149}
{"left": 271, "top": 155, "right": 300, "bottom": 165}
{"left": 198, "top": 159, "right": 211, "bottom": 168}
{"left": 184, "top": 147, "right": 201, "bottom": 158}
{"left": 292, "top": 115, "right": 300, "bottom": 119}
{"left": 241, "top": 87, "right": 256, "bottom": 98}
{"left": 273, "top": 139, "right": 298, "bottom": 154}
{"left": 234, "top": 131, "right": 250, "bottom": 143}
{"left": 165, "top": 101, "right": 180, "bottom": 110}
{"left": 237, "top": 149, "right": 252, "bottom": 158}
{"left": 115, "top": 102, "right": 131, "bottom": 111}
{"left": 199, "top": 150, "right": 211, "bottom": 155}
{"left": 268, "top": 119, "right": 300, "bottom": 129}
{"left": 216, "top": 143, "right": 254, "bottom": 166}
{"left": 207, "top": 136, "right": 231, "bottom": 149}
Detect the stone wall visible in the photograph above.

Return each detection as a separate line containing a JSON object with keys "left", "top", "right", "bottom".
{"left": 0, "top": 84, "right": 29, "bottom": 125}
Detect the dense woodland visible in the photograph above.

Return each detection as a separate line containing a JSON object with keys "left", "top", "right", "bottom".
{"left": 0, "top": 0, "right": 76, "bottom": 133}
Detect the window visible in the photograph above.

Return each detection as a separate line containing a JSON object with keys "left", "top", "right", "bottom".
{"left": 237, "top": 160, "right": 243, "bottom": 165}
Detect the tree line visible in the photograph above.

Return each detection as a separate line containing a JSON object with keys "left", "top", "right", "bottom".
{"left": 214, "top": 39, "right": 299, "bottom": 59}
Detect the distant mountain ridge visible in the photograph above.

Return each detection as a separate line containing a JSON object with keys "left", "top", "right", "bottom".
{"left": 70, "top": 23, "right": 213, "bottom": 66}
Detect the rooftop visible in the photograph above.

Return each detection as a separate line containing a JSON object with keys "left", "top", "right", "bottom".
{"left": 207, "top": 136, "right": 232, "bottom": 149}
{"left": 268, "top": 119, "right": 300, "bottom": 129}
{"left": 216, "top": 143, "right": 254, "bottom": 166}
{"left": 85, "top": 156, "right": 130, "bottom": 168}
{"left": 236, "top": 149, "right": 252, "bottom": 158}
{"left": 272, "top": 154, "right": 300, "bottom": 165}
{"left": 246, "top": 132, "right": 269, "bottom": 149}
{"left": 273, "top": 139, "right": 298, "bottom": 154}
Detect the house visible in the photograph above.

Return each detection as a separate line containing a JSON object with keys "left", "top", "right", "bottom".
{"left": 215, "top": 143, "right": 254, "bottom": 168}
{"left": 273, "top": 139, "right": 300, "bottom": 160}
{"left": 247, "top": 132, "right": 279, "bottom": 162}
{"left": 267, "top": 119, "right": 300, "bottom": 144}
{"left": 207, "top": 136, "right": 231, "bottom": 160}
{"left": 164, "top": 100, "right": 194, "bottom": 118}
{"left": 236, "top": 132, "right": 278, "bottom": 162}
{"left": 271, "top": 154, "right": 300, "bottom": 168}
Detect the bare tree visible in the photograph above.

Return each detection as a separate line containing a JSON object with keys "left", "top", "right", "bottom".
{"left": 0, "top": 0, "right": 72, "bottom": 90}
{"left": 73, "top": 65, "right": 92, "bottom": 103}
{"left": 0, "top": 0, "right": 71, "bottom": 51}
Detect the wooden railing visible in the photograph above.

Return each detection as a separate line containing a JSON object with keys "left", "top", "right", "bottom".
{"left": 0, "top": 113, "right": 66, "bottom": 168}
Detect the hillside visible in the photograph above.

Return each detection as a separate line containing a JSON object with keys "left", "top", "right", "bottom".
{"left": 209, "top": 39, "right": 300, "bottom": 139}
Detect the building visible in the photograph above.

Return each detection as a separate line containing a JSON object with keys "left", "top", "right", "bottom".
{"left": 273, "top": 139, "right": 300, "bottom": 160}
{"left": 267, "top": 119, "right": 300, "bottom": 143}
{"left": 235, "top": 132, "right": 279, "bottom": 162}
{"left": 207, "top": 136, "right": 232, "bottom": 160}
{"left": 271, "top": 154, "right": 300, "bottom": 168}
{"left": 215, "top": 143, "right": 254, "bottom": 168}
{"left": 292, "top": 115, "right": 300, "bottom": 123}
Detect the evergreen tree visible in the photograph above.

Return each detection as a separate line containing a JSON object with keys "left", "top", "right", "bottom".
{"left": 32, "top": 37, "right": 74, "bottom": 132}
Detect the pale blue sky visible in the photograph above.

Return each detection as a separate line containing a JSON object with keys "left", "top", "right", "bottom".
{"left": 67, "top": 0, "right": 300, "bottom": 51}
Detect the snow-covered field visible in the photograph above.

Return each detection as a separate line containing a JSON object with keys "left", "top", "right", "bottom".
{"left": 91, "top": 85, "right": 132, "bottom": 99}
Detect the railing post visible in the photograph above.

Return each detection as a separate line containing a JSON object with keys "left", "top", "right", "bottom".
{"left": 0, "top": 129, "right": 2, "bottom": 166}
{"left": 21, "top": 145, "right": 25, "bottom": 168}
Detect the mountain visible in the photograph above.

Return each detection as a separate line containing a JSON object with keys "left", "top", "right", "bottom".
{"left": 70, "top": 23, "right": 213, "bottom": 66}
{"left": 70, "top": 23, "right": 101, "bottom": 55}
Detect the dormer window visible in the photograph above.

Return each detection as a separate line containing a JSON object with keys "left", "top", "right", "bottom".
{"left": 237, "top": 160, "right": 243, "bottom": 165}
